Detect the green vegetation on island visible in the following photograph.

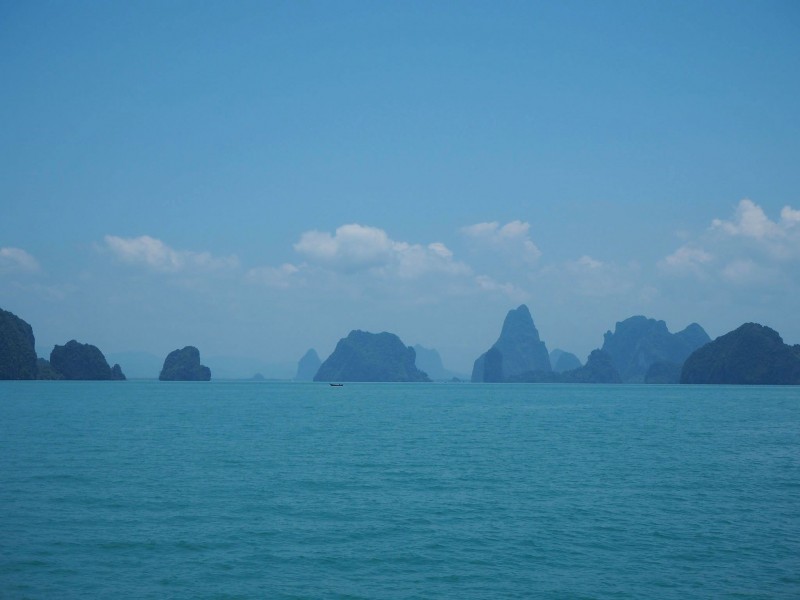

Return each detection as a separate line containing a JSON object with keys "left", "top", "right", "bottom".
{"left": 0, "top": 308, "right": 38, "bottom": 380}
{"left": 314, "top": 330, "right": 430, "bottom": 382}
{"left": 50, "top": 340, "right": 126, "bottom": 380}
{"left": 681, "top": 323, "right": 800, "bottom": 385}
{"left": 36, "top": 358, "right": 64, "bottom": 380}
{"left": 159, "top": 346, "right": 211, "bottom": 381}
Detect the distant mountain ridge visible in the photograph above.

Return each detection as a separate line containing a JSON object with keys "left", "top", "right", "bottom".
{"left": 4, "top": 304, "right": 798, "bottom": 386}
{"left": 601, "top": 316, "right": 710, "bottom": 383}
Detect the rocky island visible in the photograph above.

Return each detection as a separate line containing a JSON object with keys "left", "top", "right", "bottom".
{"left": 294, "top": 349, "right": 322, "bottom": 381}
{"left": 314, "top": 330, "right": 430, "bottom": 382}
{"left": 681, "top": 323, "right": 800, "bottom": 385}
{"left": 413, "top": 344, "right": 461, "bottom": 381}
{"left": 601, "top": 316, "right": 710, "bottom": 383}
{"left": 0, "top": 308, "right": 38, "bottom": 380}
{"left": 471, "top": 304, "right": 551, "bottom": 383}
{"left": 159, "top": 346, "right": 211, "bottom": 381}
{"left": 549, "top": 349, "right": 582, "bottom": 373}
{"left": 50, "top": 340, "right": 126, "bottom": 380}
{"left": 560, "top": 349, "right": 622, "bottom": 384}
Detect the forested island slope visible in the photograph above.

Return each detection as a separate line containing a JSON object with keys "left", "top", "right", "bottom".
{"left": 315, "top": 330, "right": 430, "bottom": 382}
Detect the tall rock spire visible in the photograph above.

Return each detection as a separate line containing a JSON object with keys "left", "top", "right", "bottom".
{"left": 471, "top": 305, "right": 551, "bottom": 382}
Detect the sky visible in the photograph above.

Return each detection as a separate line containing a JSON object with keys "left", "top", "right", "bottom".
{"left": 2, "top": 1, "right": 799, "bottom": 376}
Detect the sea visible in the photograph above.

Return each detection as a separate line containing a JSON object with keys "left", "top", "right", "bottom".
{"left": 1, "top": 381, "right": 798, "bottom": 599}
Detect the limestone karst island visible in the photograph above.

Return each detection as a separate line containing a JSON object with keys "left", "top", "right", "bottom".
{"left": 1, "top": 305, "right": 799, "bottom": 384}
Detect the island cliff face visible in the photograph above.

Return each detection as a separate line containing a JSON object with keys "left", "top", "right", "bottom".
{"left": 681, "top": 323, "right": 800, "bottom": 385}
{"left": 601, "top": 316, "right": 711, "bottom": 383}
{"left": 472, "top": 305, "right": 551, "bottom": 382}
{"left": 0, "top": 308, "right": 38, "bottom": 380}
{"left": 36, "top": 358, "right": 63, "bottom": 380}
{"left": 294, "top": 349, "right": 322, "bottom": 381}
{"left": 644, "top": 361, "right": 682, "bottom": 384}
{"left": 314, "top": 330, "right": 430, "bottom": 382}
{"left": 50, "top": 340, "right": 126, "bottom": 380}
{"left": 159, "top": 346, "right": 211, "bottom": 381}
{"left": 561, "top": 350, "right": 622, "bottom": 383}
{"left": 550, "top": 349, "right": 582, "bottom": 373}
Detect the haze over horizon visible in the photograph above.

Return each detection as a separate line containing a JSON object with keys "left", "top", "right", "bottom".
{"left": 2, "top": 2, "right": 799, "bottom": 374}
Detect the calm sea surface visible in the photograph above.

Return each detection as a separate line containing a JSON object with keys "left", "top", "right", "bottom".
{"left": 1, "top": 381, "right": 798, "bottom": 599}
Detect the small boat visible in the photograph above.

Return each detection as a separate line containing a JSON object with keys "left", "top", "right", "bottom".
{"left": 329, "top": 383, "right": 344, "bottom": 387}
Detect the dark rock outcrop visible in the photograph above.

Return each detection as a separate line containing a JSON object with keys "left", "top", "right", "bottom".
{"left": 0, "top": 308, "right": 38, "bottom": 380}
{"left": 601, "top": 316, "right": 710, "bottom": 382}
{"left": 50, "top": 340, "right": 126, "bottom": 380}
{"left": 681, "top": 323, "right": 800, "bottom": 385}
{"left": 36, "top": 358, "right": 64, "bottom": 380}
{"left": 159, "top": 346, "right": 211, "bottom": 381}
{"left": 314, "top": 330, "right": 430, "bottom": 382}
{"left": 294, "top": 349, "right": 322, "bottom": 381}
{"left": 36, "top": 358, "right": 63, "bottom": 380}
{"left": 110, "top": 364, "right": 126, "bottom": 380}
{"left": 472, "top": 305, "right": 551, "bottom": 382}
{"left": 105, "top": 351, "right": 162, "bottom": 380}
{"left": 561, "top": 349, "right": 622, "bottom": 383}
{"left": 550, "top": 349, "right": 582, "bottom": 373}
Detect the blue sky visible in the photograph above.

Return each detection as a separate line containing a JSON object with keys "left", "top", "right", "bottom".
{"left": 2, "top": 1, "right": 799, "bottom": 375}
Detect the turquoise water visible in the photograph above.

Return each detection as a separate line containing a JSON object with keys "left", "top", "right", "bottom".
{"left": 1, "top": 382, "right": 799, "bottom": 599}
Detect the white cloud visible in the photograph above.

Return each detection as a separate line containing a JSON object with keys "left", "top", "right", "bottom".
{"left": 245, "top": 263, "right": 301, "bottom": 288}
{"left": 780, "top": 206, "right": 800, "bottom": 228}
{"left": 461, "top": 220, "right": 542, "bottom": 263}
{"left": 393, "top": 241, "right": 470, "bottom": 279}
{"left": 563, "top": 255, "right": 636, "bottom": 297}
{"left": 294, "top": 224, "right": 393, "bottom": 271}
{"left": 720, "top": 259, "right": 777, "bottom": 285}
{"left": 710, "top": 198, "right": 784, "bottom": 239}
{"left": 659, "top": 245, "right": 714, "bottom": 276}
{"left": 474, "top": 274, "right": 525, "bottom": 299}
{"left": 104, "top": 235, "right": 239, "bottom": 273}
{"left": 293, "top": 223, "right": 469, "bottom": 278}
{"left": 709, "top": 199, "right": 800, "bottom": 260}
{"left": 574, "top": 255, "right": 603, "bottom": 270}
{"left": 661, "top": 198, "right": 800, "bottom": 286}
{"left": 0, "top": 247, "right": 40, "bottom": 273}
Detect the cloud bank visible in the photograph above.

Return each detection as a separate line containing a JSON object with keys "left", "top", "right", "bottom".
{"left": 293, "top": 223, "right": 469, "bottom": 278}
{"left": 661, "top": 199, "right": 800, "bottom": 285}
{"left": 461, "top": 220, "right": 542, "bottom": 263}
{"left": 0, "top": 247, "right": 40, "bottom": 274}
{"left": 104, "top": 235, "right": 239, "bottom": 273}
